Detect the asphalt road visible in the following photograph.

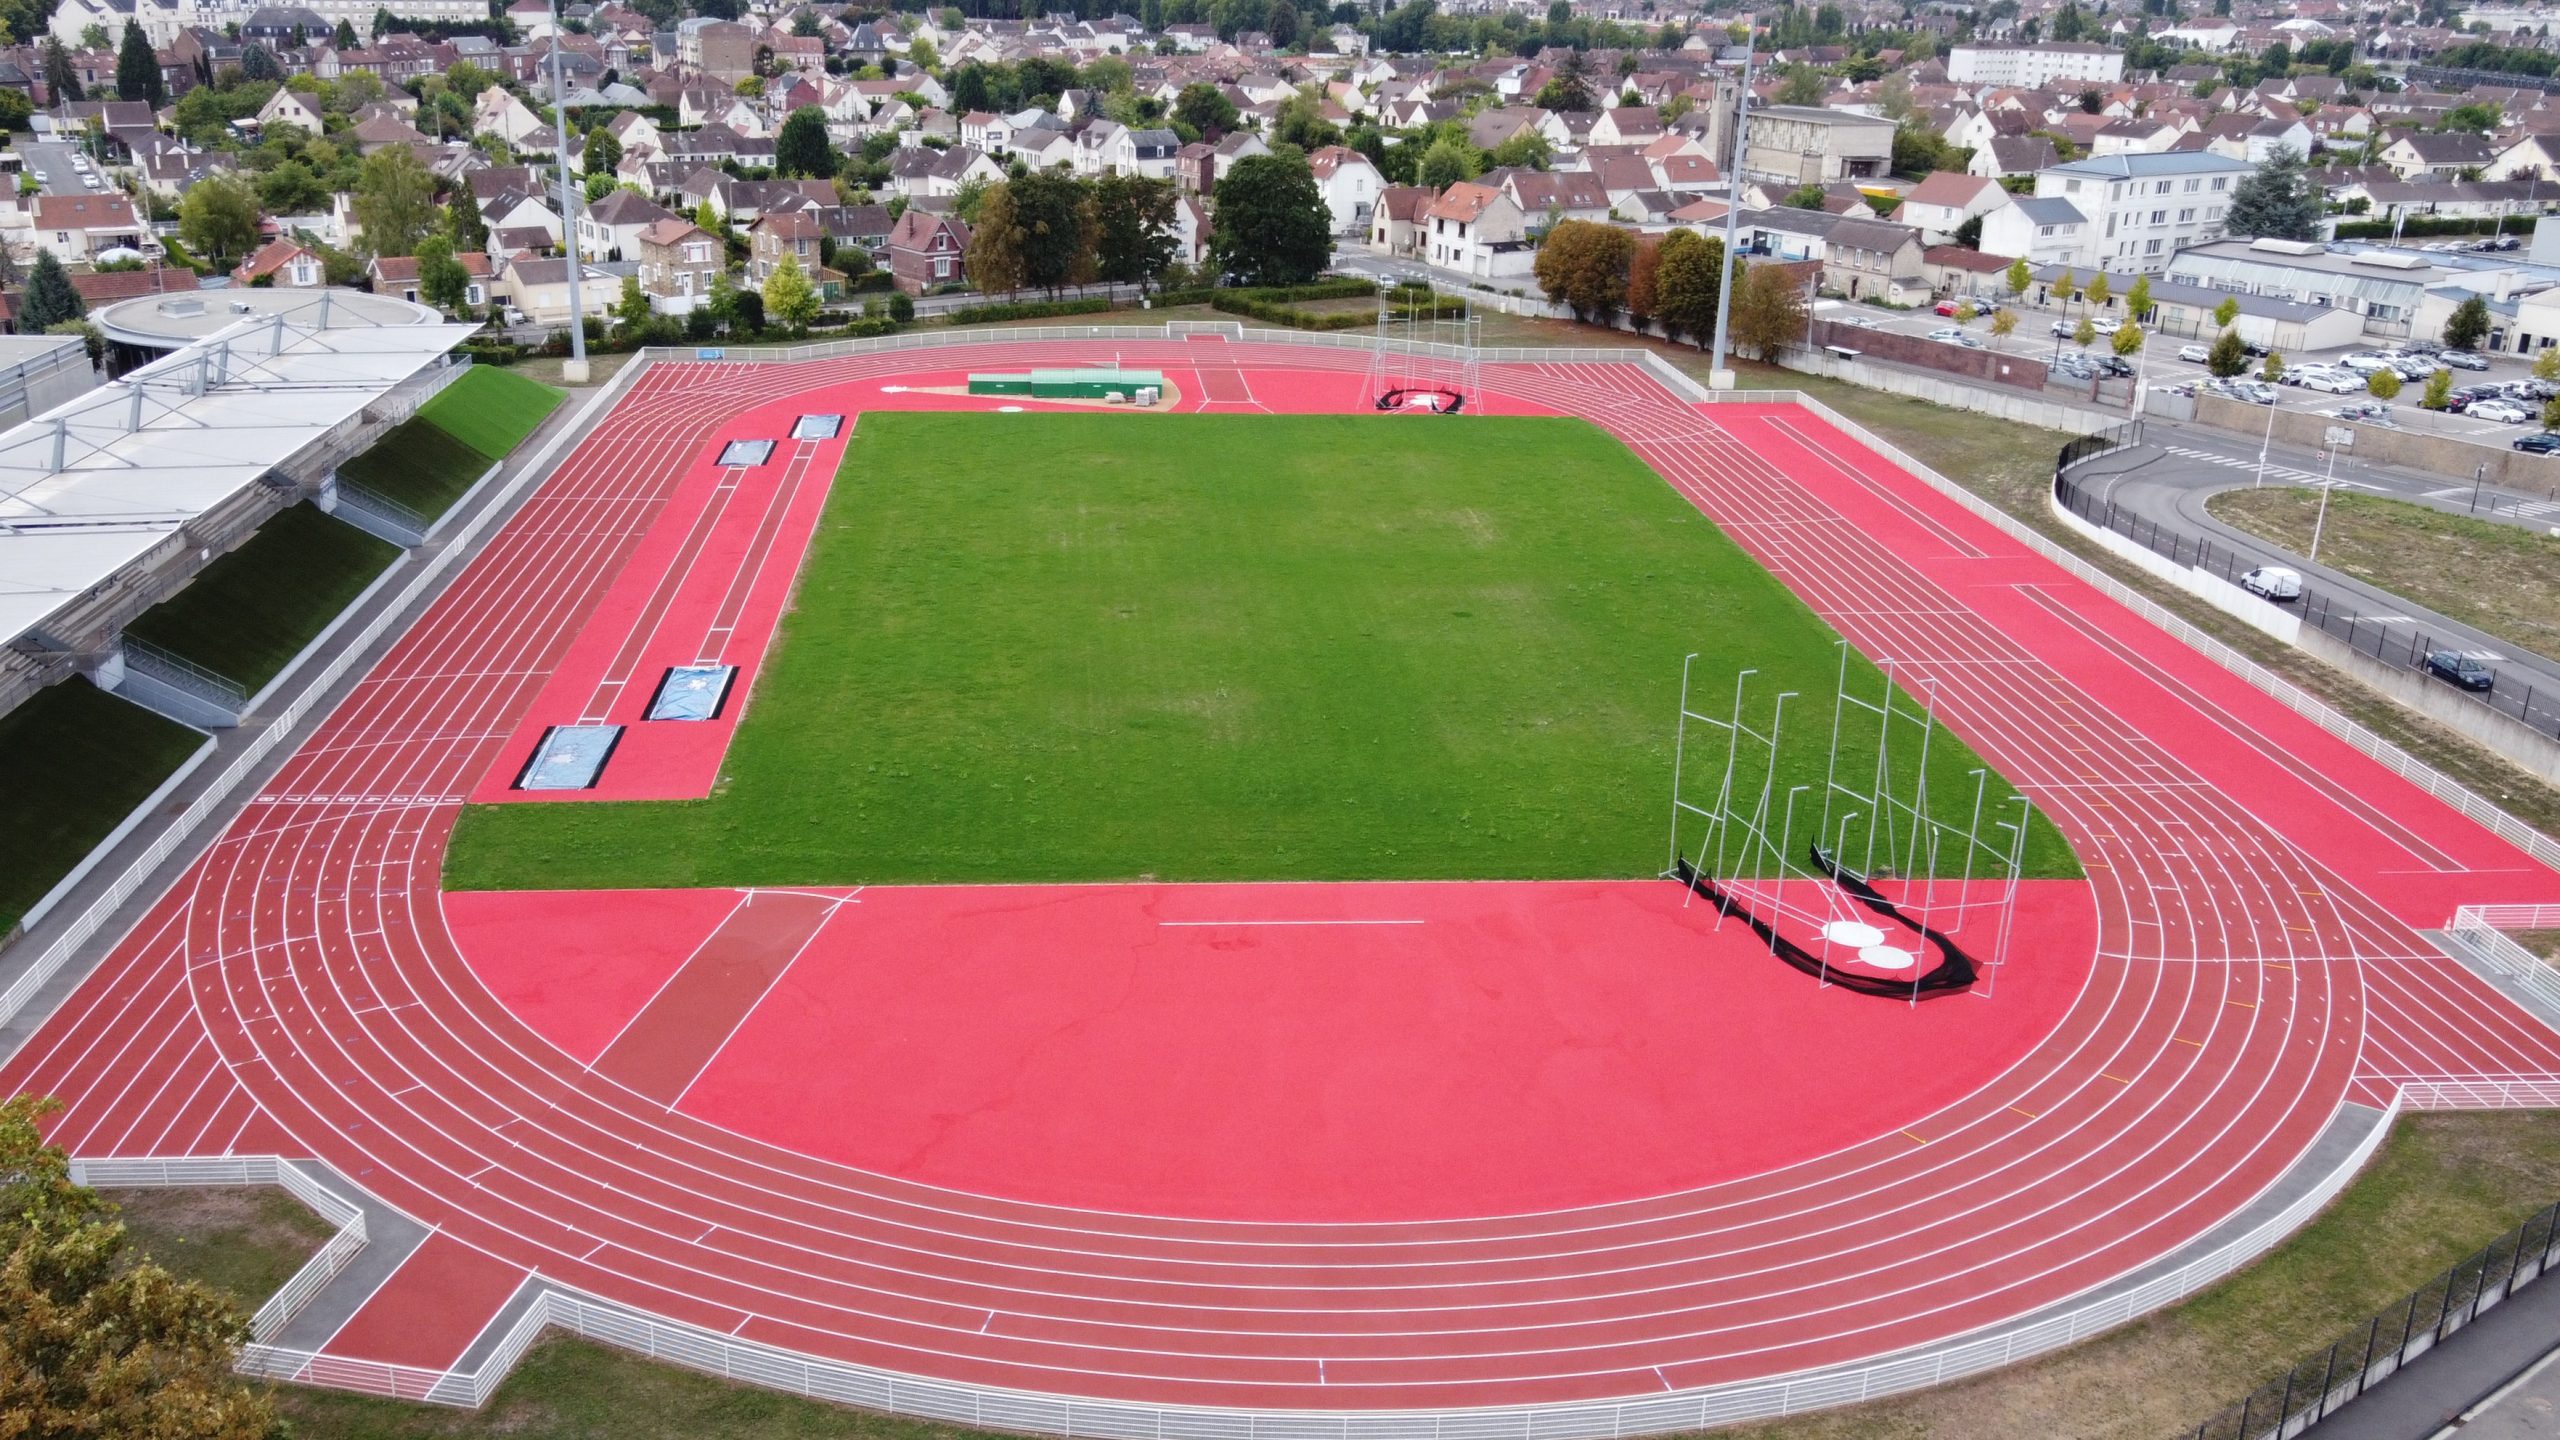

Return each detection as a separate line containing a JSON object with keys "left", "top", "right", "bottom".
{"left": 2073, "top": 427, "right": 2560, "bottom": 736}
{"left": 15, "top": 135, "right": 113, "bottom": 198}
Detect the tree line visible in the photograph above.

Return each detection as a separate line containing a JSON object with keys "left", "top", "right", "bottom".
{"left": 1532, "top": 219, "right": 1810, "bottom": 360}
{"left": 963, "top": 149, "right": 1331, "bottom": 296}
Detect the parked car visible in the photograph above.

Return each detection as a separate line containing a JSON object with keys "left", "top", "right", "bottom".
{"left": 2241, "top": 566, "right": 2303, "bottom": 601}
{"left": 2439, "top": 350, "right": 2491, "bottom": 370}
{"left": 2178, "top": 343, "right": 2212, "bottom": 363}
{"left": 1927, "top": 327, "right": 1981, "bottom": 348}
{"left": 2425, "top": 650, "right": 2497, "bottom": 691}
{"left": 2088, "top": 315, "right": 2122, "bottom": 335}
{"left": 2322, "top": 402, "right": 2396, "bottom": 426}
{"left": 2339, "top": 351, "right": 2395, "bottom": 372}
{"left": 2302, "top": 370, "right": 2364, "bottom": 394}
{"left": 1933, "top": 299, "right": 1967, "bottom": 317}
{"left": 2513, "top": 430, "right": 2560, "bottom": 453}
{"left": 2094, "top": 355, "right": 2135, "bottom": 378}
{"left": 2227, "top": 379, "right": 2278, "bottom": 405}
{"left": 2468, "top": 399, "right": 2533, "bottom": 424}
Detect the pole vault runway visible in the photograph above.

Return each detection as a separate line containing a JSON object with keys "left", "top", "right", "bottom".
{"left": 6, "top": 338, "right": 2560, "bottom": 1422}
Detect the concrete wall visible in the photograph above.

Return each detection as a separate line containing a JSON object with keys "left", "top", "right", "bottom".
{"left": 1807, "top": 317, "right": 2051, "bottom": 393}
{"left": 2295, "top": 626, "right": 2560, "bottom": 786}
{"left": 2191, "top": 392, "right": 2560, "bottom": 500}
{"left": 1775, "top": 343, "right": 2126, "bottom": 432}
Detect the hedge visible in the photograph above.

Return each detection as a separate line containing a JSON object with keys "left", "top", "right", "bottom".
{"left": 943, "top": 296, "right": 1114, "bottom": 323}
{"left": 2332, "top": 215, "right": 2538, "bottom": 240}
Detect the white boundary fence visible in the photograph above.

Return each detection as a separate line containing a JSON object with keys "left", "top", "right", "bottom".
{"left": 2448, "top": 904, "right": 2560, "bottom": 1012}
{"left": 17, "top": 326, "right": 2560, "bottom": 1433}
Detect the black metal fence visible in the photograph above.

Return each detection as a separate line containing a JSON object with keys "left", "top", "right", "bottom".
{"left": 2052, "top": 448, "right": 2560, "bottom": 739}
{"left": 2179, "top": 1201, "right": 2560, "bottom": 1440}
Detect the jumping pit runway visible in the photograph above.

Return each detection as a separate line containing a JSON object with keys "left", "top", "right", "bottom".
{"left": 8, "top": 333, "right": 2560, "bottom": 1427}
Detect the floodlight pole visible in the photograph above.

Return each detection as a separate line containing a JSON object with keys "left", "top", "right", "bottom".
{"left": 550, "top": 0, "right": 589, "bottom": 384}
{"left": 1707, "top": 36, "right": 1756, "bottom": 389}
{"left": 1668, "top": 652, "right": 1699, "bottom": 873}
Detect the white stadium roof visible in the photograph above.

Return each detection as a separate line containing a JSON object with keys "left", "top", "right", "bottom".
{"left": 0, "top": 310, "right": 479, "bottom": 650}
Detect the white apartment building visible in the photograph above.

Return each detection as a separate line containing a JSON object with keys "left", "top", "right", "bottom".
{"left": 1945, "top": 42, "right": 2127, "bottom": 90}
{"left": 2033, "top": 151, "right": 2254, "bottom": 274}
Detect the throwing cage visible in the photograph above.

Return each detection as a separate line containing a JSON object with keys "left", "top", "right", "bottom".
{"left": 1365, "top": 284, "right": 1484, "bottom": 415}
{"left": 1665, "top": 643, "right": 2034, "bottom": 1003}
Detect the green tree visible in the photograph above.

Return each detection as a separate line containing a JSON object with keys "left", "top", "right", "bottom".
{"left": 1535, "top": 46, "right": 1595, "bottom": 110}
{"left": 2125, "top": 275, "right": 2152, "bottom": 321}
{"left": 584, "top": 122, "right": 622, "bottom": 178}
{"left": 2226, "top": 145, "right": 2321, "bottom": 240}
{"left": 1273, "top": 87, "right": 1341, "bottom": 150}
{"left": 1009, "top": 169, "right": 1096, "bottom": 295}
{"left": 177, "top": 170, "right": 262, "bottom": 264}
{"left": 2083, "top": 271, "right": 2110, "bottom": 312}
{"left": 1773, "top": 63, "right": 1825, "bottom": 105}
{"left": 2366, "top": 367, "right": 2401, "bottom": 400}
{"left": 613, "top": 271, "right": 650, "bottom": 327}
{"left": 2421, "top": 368, "right": 2454, "bottom": 410}
{"left": 334, "top": 16, "right": 358, "bottom": 46}
{"left": 752, "top": 253, "right": 814, "bottom": 333}
{"left": 447, "top": 189, "right": 489, "bottom": 253}
{"left": 1417, "top": 134, "right": 1480, "bottom": 190}
{"left": 2542, "top": 392, "right": 2560, "bottom": 431}
{"left": 1782, "top": 183, "right": 1826, "bottom": 209}
{"left": 1651, "top": 226, "right": 1723, "bottom": 344}
{"left": 415, "top": 233, "right": 471, "bottom": 312}
{"left": 2206, "top": 327, "right": 2248, "bottom": 377}
{"left": 2004, "top": 255, "right": 2032, "bottom": 304}
{"left": 1952, "top": 299, "right": 1977, "bottom": 325}
{"left": 2259, "top": 349, "right": 2284, "bottom": 382}
{"left": 257, "top": 159, "right": 329, "bottom": 215}
{"left": 1990, "top": 306, "right": 2017, "bottom": 348}
{"left": 1173, "top": 81, "right": 1239, "bottom": 137}
{"left": 44, "top": 38, "right": 82, "bottom": 103}
{"left": 352, "top": 145, "right": 437, "bottom": 257}
{"left": 1533, "top": 218, "right": 1635, "bottom": 320}
{"left": 2213, "top": 295, "right": 2241, "bottom": 329}
{"left": 20, "top": 250, "right": 85, "bottom": 331}
{"left": 0, "top": 89, "right": 31, "bottom": 133}
{"left": 2115, "top": 324, "right": 2146, "bottom": 360}
{"left": 1489, "top": 131, "right": 1551, "bottom": 170}
{"left": 1209, "top": 151, "right": 1330, "bottom": 286}
{"left": 2537, "top": 347, "right": 2560, "bottom": 384}
{"left": 775, "top": 105, "right": 836, "bottom": 178}
{"left": 2073, "top": 314, "right": 2096, "bottom": 348}
{"left": 2444, "top": 294, "right": 2491, "bottom": 351}
{"left": 0, "top": 1095, "right": 284, "bottom": 1440}
{"left": 2052, "top": 268, "right": 2078, "bottom": 308}
{"left": 965, "top": 180, "right": 1026, "bottom": 297}
{"left": 705, "top": 269, "right": 739, "bottom": 331}
{"left": 117, "top": 19, "right": 162, "bottom": 105}
{"left": 1092, "top": 172, "right": 1176, "bottom": 293}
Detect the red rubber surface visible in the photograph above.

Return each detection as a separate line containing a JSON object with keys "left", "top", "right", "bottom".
{"left": 6, "top": 342, "right": 2560, "bottom": 1411}
{"left": 452, "top": 878, "right": 2096, "bottom": 1221}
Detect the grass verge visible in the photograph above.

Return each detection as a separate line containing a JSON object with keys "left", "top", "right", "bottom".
{"left": 97, "top": 1112, "right": 2560, "bottom": 1440}
{"left": 122, "top": 503, "right": 402, "bottom": 691}
{"left": 338, "top": 367, "right": 565, "bottom": 520}
{"left": 0, "top": 681, "right": 205, "bottom": 935}
{"left": 447, "top": 412, "right": 2070, "bottom": 891}
{"left": 2205, "top": 488, "right": 2560, "bottom": 662}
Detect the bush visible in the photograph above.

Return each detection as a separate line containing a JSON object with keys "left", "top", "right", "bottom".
{"left": 944, "top": 295, "right": 1113, "bottom": 323}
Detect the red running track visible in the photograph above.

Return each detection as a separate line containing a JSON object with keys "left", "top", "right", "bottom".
{"left": 7, "top": 342, "right": 2560, "bottom": 1415}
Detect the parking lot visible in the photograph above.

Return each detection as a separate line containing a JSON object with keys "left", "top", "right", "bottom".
{"left": 1818, "top": 290, "right": 2553, "bottom": 452}
{"left": 11, "top": 136, "right": 117, "bottom": 199}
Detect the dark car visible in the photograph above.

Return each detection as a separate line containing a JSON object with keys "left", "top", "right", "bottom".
{"left": 2516, "top": 431, "right": 2560, "bottom": 453}
{"left": 2425, "top": 650, "right": 2497, "bottom": 691}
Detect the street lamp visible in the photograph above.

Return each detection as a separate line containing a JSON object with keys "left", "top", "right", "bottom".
{"left": 548, "top": 0, "right": 588, "bottom": 384}
{"left": 2470, "top": 461, "right": 2488, "bottom": 513}
{"left": 2253, "top": 379, "right": 2278, "bottom": 487}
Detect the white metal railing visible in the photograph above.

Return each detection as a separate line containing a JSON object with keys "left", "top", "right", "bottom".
{"left": 1163, "top": 321, "right": 1244, "bottom": 339}
{"left": 200, "top": 1093, "right": 2404, "bottom": 1433}
{"left": 0, "top": 356, "right": 655, "bottom": 1038}
{"left": 71, "top": 1155, "right": 369, "bottom": 1342}
{"left": 120, "top": 633, "right": 248, "bottom": 708}
{"left": 2400, "top": 1077, "right": 2560, "bottom": 1109}
{"left": 2447, "top": 904, "right": 2560, "bottom": 1011}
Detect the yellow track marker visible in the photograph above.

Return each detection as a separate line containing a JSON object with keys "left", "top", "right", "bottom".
{"left": 1901, "top": 1129, "right": 1929, "bottom": 1145}
{"left": 2102, "top": 1072, "right": 2131, "bottom": 1084}
{"left": 2008, "top": 1105, "right": 2040, "bottom": 1119}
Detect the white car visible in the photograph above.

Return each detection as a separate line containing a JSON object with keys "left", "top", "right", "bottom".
{"left": 1927, "top": 327, "right": 1981, "bottom": 348}
{"left": 2468, "top": 399, "right": 2533, "bottom": 424}
{"left": 2088, "top": 315, "right": 2122, "bottom": 335}
{"left": 2339, "top": 352, "right": 2395, "bottom": 372}
{"left": 28, "top": 169, "right": 44, "bottom": 183}
{"left": 2301, "top": 370, "right": 2364, "bottom": 394}
{"left": 2178, "top": 343, "right": 2211, "bottom": 363}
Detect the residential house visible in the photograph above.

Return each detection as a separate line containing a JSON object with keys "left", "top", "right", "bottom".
{"left": 577, "top": 187, "right": 673, "bottom": 261}
{"left": 1421, "top": 181, "right": 1531, "bottom": 281}
{"left": 748, "top": 207, "right": 824, "bottom": 284}
{"left": 370, "top": 250, "right": 493, "bottom": 309}
{"left": 497, "top": 255, "right": 618, "bottom": 324}
{"left": 1892, "top": 170, "right": 2008, "bottom": 245}
{"left": 2380, "top": 131, "right": 2496, "bottom": 181}
{"left": 1970, "top": 134, "right": 2059, "bottom": 180}
{"left": 32, "top": 192, "right": 142, "bottom": 261}
{"left": 1979, "top": 193, "right": 2090, "bottom": 269}
{"left": 2032, "top": 150, "right": 2252, "bottom": 274}
{"left": 233, "top": 236, "right": 324, "bottom": 286}
{"left": 1369, "top": 183, "right": 1430, "bottom": 257}
{"left": 886, "top": 207, "right": 967, "bottom": 294}
{"left": 1821, "top": 215, "right": 1928, "bottom": 302}
{"left": 253, "top": 87, "right": 325, "bottom": 134}
{"left": 634, "top": 217, "right": 721, "bottom": 314}
{"left": 1305, "top": 144, "right": 1383, "bottom": 236}
{"left": 471, "top": 85, "right": 550, "bottom": 152}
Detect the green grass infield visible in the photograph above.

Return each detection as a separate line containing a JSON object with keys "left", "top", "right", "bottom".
{"left": 445, "top": 413, "right": 2076, "bottom": 890}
